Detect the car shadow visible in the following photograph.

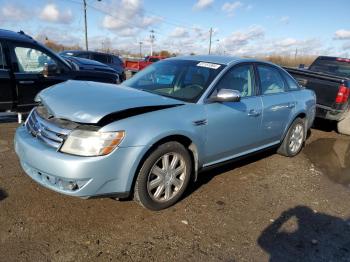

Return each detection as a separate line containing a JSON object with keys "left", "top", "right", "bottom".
{"left": 184, "top": 148, "right": 277, "bottom": 199}
{"left": 0, "top": 188, "right": 8, "bottom": 201}
{"left": 312, "top": 118, "right": 337, "bottom": 133}
{"left": 257, "top": 206, "right": 350, "bottom": 262}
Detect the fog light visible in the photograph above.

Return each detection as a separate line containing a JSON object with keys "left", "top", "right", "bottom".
{"left": 57, "top": 179, "right": 88, "bottom": 191}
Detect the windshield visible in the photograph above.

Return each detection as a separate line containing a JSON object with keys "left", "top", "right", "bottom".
{"left": 124, "top": 59, "right": 225, "bottom": 102}
{"left": 310, "top": 58, "right": 350, "bottom": 78}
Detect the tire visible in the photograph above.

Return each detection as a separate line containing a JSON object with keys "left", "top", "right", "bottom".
{"left": 120, "top": 72, "right": 126, "bottom": 82}
{"left": 277, "top": 118, "right": 306, "bottom": 157}
{"left": 337, "top": 112, "right": 350, "bottom": 136}
{"left": 134, "top": 142, "right": 192, "bottom": 210}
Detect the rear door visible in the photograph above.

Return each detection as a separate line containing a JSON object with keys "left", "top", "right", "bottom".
{"left": 9, "top": 42, "right": 69, "bottom": 111}
{"left": 0, "top": 40, "right": 13, "bottom": 111}
{"left": 256, "top": 63, "right": 295, "bottom": 144}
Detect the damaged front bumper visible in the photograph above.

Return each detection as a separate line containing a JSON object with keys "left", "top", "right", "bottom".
{"left": 14, "top": 125, "right": 145, "bottom": 198}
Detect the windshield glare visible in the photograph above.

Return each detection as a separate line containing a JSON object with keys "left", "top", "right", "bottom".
{"left": 123, "top": 60, "right": 225, "bottom": 102}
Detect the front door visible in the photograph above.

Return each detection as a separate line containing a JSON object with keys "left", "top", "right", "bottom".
{"left": 204, "top": 64, "right": 263, "bottom": 166}
{"left": 9, "top": 42, "right": 68, "bottom": 111}
{"left": 0, "top": 41, "right": 13, "bottom": 111}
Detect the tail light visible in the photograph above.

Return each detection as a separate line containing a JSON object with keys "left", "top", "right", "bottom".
{"left": 335, "top": 84, "right": 350, "bottom": 104}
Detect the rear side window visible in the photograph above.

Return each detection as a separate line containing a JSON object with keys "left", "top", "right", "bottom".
{"left": 257, "top": 65, "right": 285, "bottom": 95}
{"left": 282, "top": 71, "right": 300, "bottom": 90}
{"left": 0, "top": 43, "right": 7, "bottom": 69}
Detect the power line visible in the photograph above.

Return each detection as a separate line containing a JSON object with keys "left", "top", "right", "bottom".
{"left": 63, "top": 0, "right": 196, "bottom": 36}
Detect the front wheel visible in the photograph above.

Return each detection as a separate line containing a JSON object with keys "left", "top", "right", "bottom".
{"left": 278, "top": 118, "right": 305, "bottom": 157}
{"left": 134, "top": 142, "right": 192, "bottom": 210}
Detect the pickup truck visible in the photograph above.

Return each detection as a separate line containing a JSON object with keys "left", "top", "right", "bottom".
{"left": 285, "top": 56, "right": 350, "bottom": 135}
{"left": 124, "top": 56, "right": 165, "bottom": 74}
{"left": 0, "top": 29, "right": 120, "bottom": 113}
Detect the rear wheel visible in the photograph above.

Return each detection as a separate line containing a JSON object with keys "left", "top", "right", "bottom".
{"left": 134, "top": 142, "right": 192, "bottom": 210}
{"left": 278, "top": 118, "right": 305, "bottom": 157}
{"left": 337, "top": 112, "right": 350, "bottom": 136}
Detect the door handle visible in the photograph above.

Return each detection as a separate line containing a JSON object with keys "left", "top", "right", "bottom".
{"left": 287, "top": 102, "right": 296, "bottom": 109}
{"left": 248, "top": 109, "right": 261, "bottom": 117}
{"left": 19, "top": 80, "right": 35, "bottom": 84}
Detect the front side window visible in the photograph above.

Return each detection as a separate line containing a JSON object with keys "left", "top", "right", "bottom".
{"left": 214, "top": 64, "right": 255, "bottom": 97}
{"left": 14, "top": 46, "right": 57, "bottom": 73}
{"left": 258, "top": 65, "right": 285, "bottom": 95}
{"left": 124, "top": 60, "right": 225, "bottom": 102}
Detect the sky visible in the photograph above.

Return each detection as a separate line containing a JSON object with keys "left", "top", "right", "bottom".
{"left": 0, "top": 0, "right": 350, "bottom": 57}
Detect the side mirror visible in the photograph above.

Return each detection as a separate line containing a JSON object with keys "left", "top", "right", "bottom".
{"left": 208, "top": 89, "right": 241, "bottom": 103}
{"left": 43, "top": 62, "right": 58, "bottom": 77}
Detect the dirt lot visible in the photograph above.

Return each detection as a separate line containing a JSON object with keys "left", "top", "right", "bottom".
{"left": 1, "top": 120, "right": 350, "bottom": 262}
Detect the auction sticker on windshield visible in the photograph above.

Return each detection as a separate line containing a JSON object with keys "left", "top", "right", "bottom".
{"left": 197, "top": 62, "right": 221, "bottom": 69}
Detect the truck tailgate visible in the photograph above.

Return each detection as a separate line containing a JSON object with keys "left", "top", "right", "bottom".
{"left": 125, "top": 61, "right": 140, "bottom": 71}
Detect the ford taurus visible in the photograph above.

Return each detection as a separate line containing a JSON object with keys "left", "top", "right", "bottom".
{"left": 14, "top": 55, "right": 316, "bottom": 210}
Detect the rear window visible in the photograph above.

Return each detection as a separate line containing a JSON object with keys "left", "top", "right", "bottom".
{"left": 310, "top": 57, "right": 350, "bottom": 78}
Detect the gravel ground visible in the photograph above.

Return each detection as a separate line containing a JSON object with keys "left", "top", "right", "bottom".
{"left": 1, "top": 120, "right": 350, "bottom": 262}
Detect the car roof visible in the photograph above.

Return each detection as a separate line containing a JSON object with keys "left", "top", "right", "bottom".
{"left": 167, "top": 55, "right": 245, "bottom": 65}
{"left": 0, "top": 29, "right": 36, "bottom": 43}
{"left": 61, "top": 50, "right": 120, "bottom": 57}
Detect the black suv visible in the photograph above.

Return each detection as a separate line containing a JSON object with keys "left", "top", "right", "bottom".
{"left": 0, "top": 29, "right": 120, "bottom": 112}
{"left": 60, "top": 50, "right": 126, "bottom": 81}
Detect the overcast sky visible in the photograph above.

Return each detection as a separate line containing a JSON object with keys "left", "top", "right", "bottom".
{"left": 1, "top": 0, "right": 350, "bottom": 57}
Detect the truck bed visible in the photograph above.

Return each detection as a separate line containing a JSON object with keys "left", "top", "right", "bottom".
{"left": 285, "top": 67, "right": 347, "bottom": 108}
{"left": 285, "top": 67, "right": 350, "bottom": 122}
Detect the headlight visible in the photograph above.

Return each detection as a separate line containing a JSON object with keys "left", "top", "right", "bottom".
{"left": 60, "top": 130, "right": 125, "bottom": 156}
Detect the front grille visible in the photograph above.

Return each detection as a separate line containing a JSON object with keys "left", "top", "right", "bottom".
{"left": 25, "top": 109, "right": 71, "bottom": 149}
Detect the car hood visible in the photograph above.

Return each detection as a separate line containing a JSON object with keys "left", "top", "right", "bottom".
{"left": 37, "top": 80, "right": 184, "bottom": 124}
{"left": 62, "top": 56, "right": 116, "bottom": 73}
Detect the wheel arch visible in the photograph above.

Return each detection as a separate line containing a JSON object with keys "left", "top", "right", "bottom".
{"left": 282, "top": 111, "right": 307, "bottom": 142}
{"left": 129, "top": 134, "right": 200, "bottom": 198}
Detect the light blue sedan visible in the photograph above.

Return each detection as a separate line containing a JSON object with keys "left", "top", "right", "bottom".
{"left": 14, "top": 56, "right": 316, "bottom": 210}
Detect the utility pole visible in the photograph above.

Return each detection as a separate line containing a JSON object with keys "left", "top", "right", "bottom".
{"left": 83, "top": 0, "right": 88, "bottom": 51}
{"left": 83, "top": 0, "right": 101, "bottom": 51}
{"left": 150, "top": 30, "right": 155, "bottom": 56}
{"left": 208, "top": 27, "right": 213, "bottom": 55}
{"left": 294, "top": 48, "right": 298, "bottom": 60}
{"left": 139, "top": 41, "right": 143, "bottom": 58}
